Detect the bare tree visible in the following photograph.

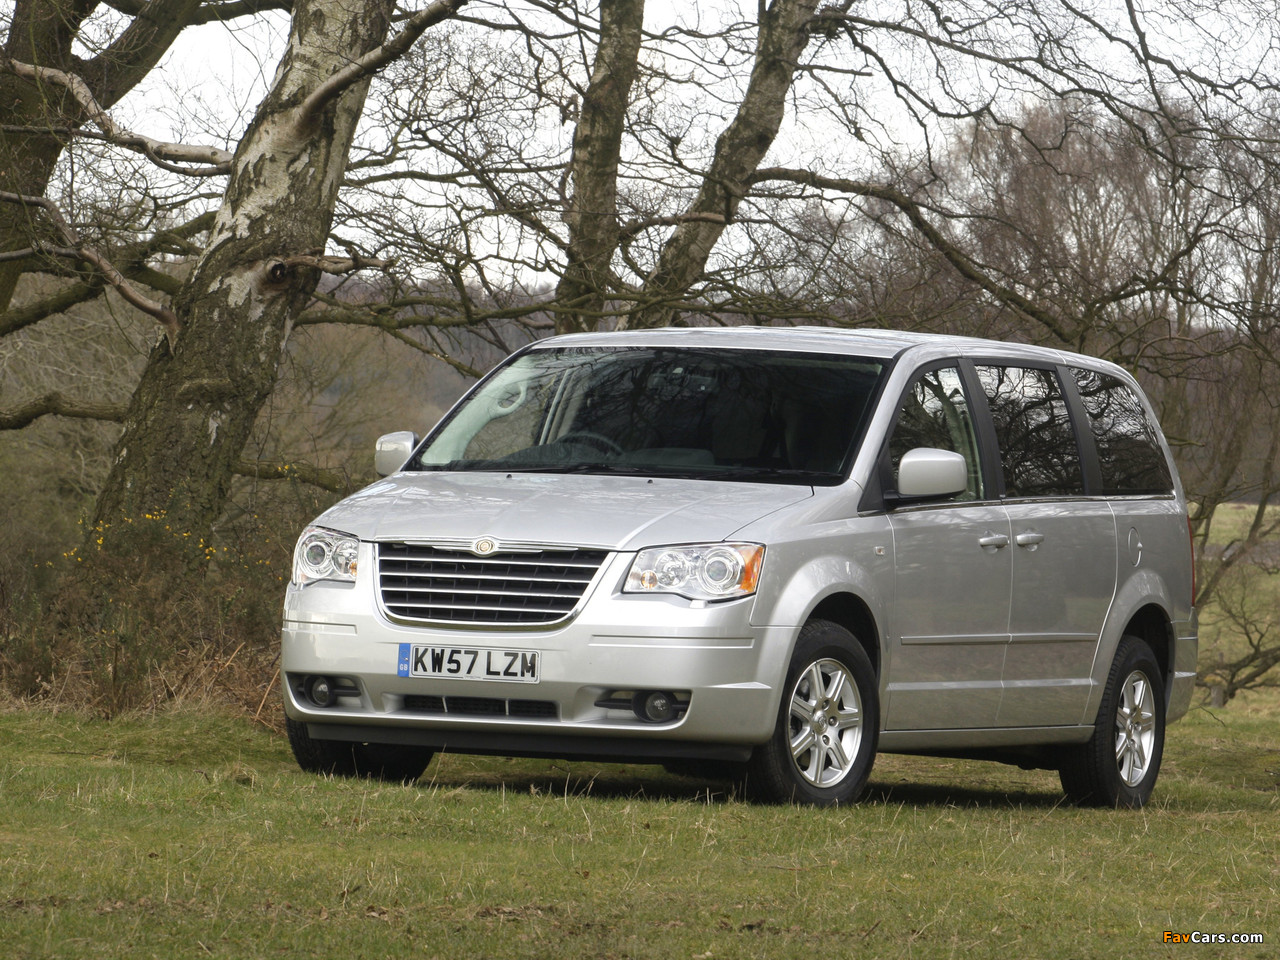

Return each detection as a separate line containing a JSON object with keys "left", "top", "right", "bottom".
{"left": 782, "top": 98, "right": 1280, "bottom": 695}
{"left": 0, "top": 0, "right": 293, "bottom": 312}
{"left": 2, "top": 0, "right": 1280, "bottom": 618}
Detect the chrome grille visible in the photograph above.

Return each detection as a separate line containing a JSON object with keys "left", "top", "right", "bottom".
{"left": 377, "top": 543, "right": 608, "bottom": 625}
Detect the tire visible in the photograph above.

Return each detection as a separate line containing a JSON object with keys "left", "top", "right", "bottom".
{"left": 286, "top": 717, "right": 434, "bottom": 784}
{"left": 747, "top": 619, "right": 879, "bottom": 806}
{"left": 1059, "top": 635, "right": 1165, "bottom": 808}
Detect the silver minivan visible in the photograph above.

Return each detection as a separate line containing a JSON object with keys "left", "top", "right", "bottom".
{"left": 282, "top": 327, "right": 1197, "bottom": 807}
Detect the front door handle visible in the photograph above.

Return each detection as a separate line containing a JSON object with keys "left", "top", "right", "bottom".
{"left": 978, "top": 532, "right": 1010, "bottom": 549}
{"left": 1015, "top": 531, "right": 1045, "bottom": 548}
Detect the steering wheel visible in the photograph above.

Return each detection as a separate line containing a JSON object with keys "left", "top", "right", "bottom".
{"left": 557, "top": 431, "right": 623, "bottom": 455}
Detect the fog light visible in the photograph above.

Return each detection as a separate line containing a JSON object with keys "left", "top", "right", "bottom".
{"left": 308, "top": 676, "right": 335, "bottom": 708}
{"left": 634, "top": 690, "right": 676, "bottom": 723}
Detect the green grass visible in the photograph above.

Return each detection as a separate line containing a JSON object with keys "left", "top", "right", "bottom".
{"left": 1, "top": 696, "right": 1277, "bottom": 960}
{"left": 1202, "top": 502, "right": 1278, "bottom": 543}
{"left": 1197, "top": 503, "right": 1280, "bottom": 680}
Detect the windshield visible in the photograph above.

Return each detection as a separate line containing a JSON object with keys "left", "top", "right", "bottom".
{"left": 412, "top": 345, "right": 886, "bottom": 484}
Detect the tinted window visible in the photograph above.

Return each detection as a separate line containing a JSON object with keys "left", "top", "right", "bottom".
{"left": 415, "top": 347, "right": 885, "bottom": 484}
{"left": 976, "top": 365, "right": 1085, "bottom": 497}
{"left": 1071, "top": 368, "right": 1173, "bottom": 494}
{"left": 887, "top": 366, "right": 983, "bottom": 501}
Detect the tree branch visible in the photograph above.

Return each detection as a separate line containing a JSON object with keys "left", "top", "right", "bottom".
{"left": 0, "top": 209, "right": 212, "bottom": 336}
{"left": 619, "top": 211, "right": 728, "bottom": 239}
{"left": 0, "top": 52, "right": 115, "bottom": 132}
{"left": 0, "top": 57, "right": 233, "bottom": 174}
{"left": 233, "top": 459, "right": 366, "bottom": 495}
{"left": 276, "top": 253, "right": 394, "bottom": 275}
{"left": 294, "top": 0, "right": 469, "bottom": 130}
{"left": 103, "top": 0, "right": 293, "bottom": 25}
{"left": 84, "top": 0, "right": 205, "bottom": 109}
{"left": 293, "top": 305, "right": 470, "bottom": 329}
{"left": 191, "top": 0, "right": 294, "bottom": 20}
{"left": 747, "top": 166, "right": 1075, "bottom": 343}
{"left": 380, "top": 326, "right": 485, "bottom": 378}
{"left": 0, "top": 278, "right": 106, "bottom": 338}
{"left": 0, "top": 191, "right": 181, "bottom": 339}
{"left": 0, "top": 392, "right": 127, "bottom": 431}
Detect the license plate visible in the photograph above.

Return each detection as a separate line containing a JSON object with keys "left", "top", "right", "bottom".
{"left": 397, "top": 644, "right": 540, "bottom": 683}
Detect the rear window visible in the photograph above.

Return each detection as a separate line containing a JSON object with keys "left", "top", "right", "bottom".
{"left": 1070, "top": 368, "right": 1174, "bottom": 495}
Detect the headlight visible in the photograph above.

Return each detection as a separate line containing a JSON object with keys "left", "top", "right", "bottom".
{"left": 292, "top": 526, "right": 359, "bottom": 585}
{"left": 624, "top": 543, "right": 764, "bottom": 601}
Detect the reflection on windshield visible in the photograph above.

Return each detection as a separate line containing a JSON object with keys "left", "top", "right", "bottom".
{"left": 413, "top": 346, "right": 885, "bottom": 484}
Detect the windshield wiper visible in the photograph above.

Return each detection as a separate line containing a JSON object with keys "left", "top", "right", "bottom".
{"left": 413, "top": 461, "right": 831, "bottom": 483}
{"left": 704, "top": 467, "right": 831, "bottom": 483}
{"left": 500, "top": 462, "right": 643, "bottom": 475}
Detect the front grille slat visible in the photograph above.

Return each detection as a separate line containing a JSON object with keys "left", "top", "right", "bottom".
{"left": 378, "top": 542, "right": 607, "bottom": 625}
{"left": 383, "top": 600, "right": 574, "bottom": 616}
{"left": 385, "top": 554, "right": 602, "bottom": 569}
{"left": 382, "top": 572, "right": 597, "bottom": 586}
{"left": 385, "top": 583, "right": 590, "bottom": 598}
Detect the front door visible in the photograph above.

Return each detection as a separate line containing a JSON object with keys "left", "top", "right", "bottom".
{"left": 887, "top": 503, "right": 1012, "bottom": 729}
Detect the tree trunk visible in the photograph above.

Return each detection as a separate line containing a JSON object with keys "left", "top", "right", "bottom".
{"left": 91, "top": 0, "right": 397, "bottom": 561}
{"left": 0, "top": 0, "right": 202, "bottom": 311}
{"left": 552, "top": 0, "right": 819, "bottom": 334}
{"left": 0, "top": 0, "right": 94, "bottom": 309}
{"left": 553, "top": 0, "right": 645, "bottom": 335}
{"left": 631, "top": 0, "right": 820, "bottom": 328}
{"left": 0, "top": 111, "right": 63, "bottom": 312}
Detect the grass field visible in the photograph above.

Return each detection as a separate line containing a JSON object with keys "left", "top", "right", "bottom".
{"left": 1, "top": 692, "right": 1276, "bottom": 960}
{"left": 1198, "top": 502, "right": 1280, "bottom": 646}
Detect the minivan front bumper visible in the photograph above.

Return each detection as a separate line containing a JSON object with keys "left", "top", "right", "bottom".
{"left": 281, "top": 551, "right": 789, "bottom": 755}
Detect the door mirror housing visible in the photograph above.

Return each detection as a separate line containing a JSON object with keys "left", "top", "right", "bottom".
{"left": 896, "top": 447, "right": 969, "bottom": 500}
{"left": 375, "top": 431, "right": 419, "bottom": 477}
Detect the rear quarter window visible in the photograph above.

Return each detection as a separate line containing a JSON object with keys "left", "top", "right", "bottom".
{"left": 1070, "top": 368, "right": 1174, "bottom": 495}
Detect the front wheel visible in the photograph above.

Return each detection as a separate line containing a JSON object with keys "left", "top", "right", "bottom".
{"left": 286, "top": 717, "right": 434, "bottom": 784}
{"left": 1059, "top": 635, "right": 1166, "bottom": 808}
{"left": 747, "top": 619, "right": 879, "bottom": 806}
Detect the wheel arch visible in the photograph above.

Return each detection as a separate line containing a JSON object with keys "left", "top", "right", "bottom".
{"left": 808, "top": 592, "right": 881, "bottom": 680}
{"left": 1120, "top": 602, "right": 1175, "bottom": 700}
{"left": 751, "top": 546, "right": 889, "bottom": 674}
{"left": 748, "top": 546, "right": 889, "bottom": 731}
{"left": 1084, "top": 567, "right": 1179, "bottom": 721}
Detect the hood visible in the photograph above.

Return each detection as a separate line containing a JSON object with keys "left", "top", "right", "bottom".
{"left": 314, "top": 471, "right": 813, "bottom": 551}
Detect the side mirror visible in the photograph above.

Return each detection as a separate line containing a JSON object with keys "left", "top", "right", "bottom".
{"left": 896, "top": 447, "right": 968, "bottom": 499}
{"left": 375, "top": 431, "right": 419, "bottom": 477}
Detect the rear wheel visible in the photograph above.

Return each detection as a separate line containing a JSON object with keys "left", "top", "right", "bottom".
{"left": 1059, "top": 635, "right": 1165, "bottom": 808}
{"left": 747, "top": 619, "right": 879, "bottom": 806}
{"left": 286, "top": 717, "right": 434, "bottom": 784}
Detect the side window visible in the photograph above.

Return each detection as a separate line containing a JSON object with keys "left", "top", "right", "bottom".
{"left": 975, "top": 365, "right": 1085, "bottom": 498}
{"left": 1071, "top": 368, "right": 1174, "bottom": 495}
{"left": 887, "top": 366, "right": 983, "bottom": 501}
